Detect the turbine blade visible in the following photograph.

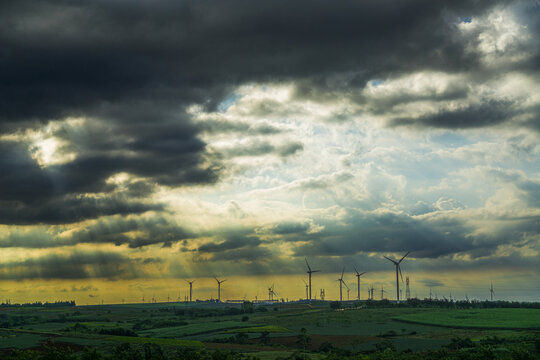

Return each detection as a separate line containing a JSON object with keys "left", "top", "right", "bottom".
{"left": 353, "top": 265, "right": 359, "bottom": 275}
{"left": 398, "top": 252, "right": 410, "bottom": 263}
{"left": 305, "top": 258, "right": 311, "bottom": 272}
{"left": 383, "top": 255, "right": 397, "bottom": 264}
{"left": 312, "top": 270, "right": 321, "bottom": 273}
{"left": 398, "top": 265, "right": 404, "bottom": 283}
{"left": 341, "top": 268, "right": 344, "bottom": 280}
{"left": 360, "top": 272, "right": 367, "bottom": 276}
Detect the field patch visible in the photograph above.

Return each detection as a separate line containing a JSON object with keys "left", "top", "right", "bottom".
{"left": 224, "top": 325, "right": 291, "bottom": 334}
{"left": 139, "top": 320, "right": 247, "bottom": 338}
{"left": 0, "top": 331, "right": 47, "bottom": 349}
{"left": 394, "top": 308, "right": 540, "bottom": 329}
{"left": 106, "top": 335, "right": 203, "bottom": 347}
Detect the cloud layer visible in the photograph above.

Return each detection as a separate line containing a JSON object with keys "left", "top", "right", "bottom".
{"left": 0, "top": 0, "right": 539, "bottom": 300}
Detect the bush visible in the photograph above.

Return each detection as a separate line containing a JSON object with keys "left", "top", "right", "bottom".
{"left": 98, "top": 327, "right": 138, "bottom": 337}
{"left": 329, "top": 301, "right": 341, "bottom": 310}
{"left": 446, "top": 337, "right": 475, "bottom": 350}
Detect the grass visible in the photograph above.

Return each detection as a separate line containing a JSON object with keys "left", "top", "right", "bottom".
{"left": 138, "top": 320, "right": 247, "bottom": 338}
{"left": 394, "top": 308, "right": 540, "bottom": 329}
{"left": 106, "top": 335, "right": 204, "bottom": 347}
{"left": 223, "top": 325, "right": 291, "bottom": 333}
{"left": 2, "top": 303, "right": 538, "bottom": 355}
{"left": 0, "top": 331, "right": 46, "bottom": 349}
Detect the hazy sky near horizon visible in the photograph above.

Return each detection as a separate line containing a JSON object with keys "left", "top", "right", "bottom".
{"left": 1, "top": 0, "right": 540, "bottom": 303}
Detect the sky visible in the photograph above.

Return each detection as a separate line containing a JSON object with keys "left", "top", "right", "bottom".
{"left": 1, "top": 0, "right": 540, "bottom": 304}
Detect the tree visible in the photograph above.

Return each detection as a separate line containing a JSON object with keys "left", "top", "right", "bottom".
{"left": 296, "top": 327, "right": 311, "bottom": 356}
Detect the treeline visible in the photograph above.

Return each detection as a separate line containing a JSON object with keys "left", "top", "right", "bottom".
{"left": 0, "top": 300, "right": 76, "bottom": 307}
{"left": 406, "top": 298, "right": 540, "bottom": 309}
{"left": 355, "top": 298, "right": 540, "bottom": 309}
{"left": 2, "top": 339, "right": 540, "bottom": 360}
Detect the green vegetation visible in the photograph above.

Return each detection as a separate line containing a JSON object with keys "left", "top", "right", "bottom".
{"left": 105, "top": 335, "right": 203, "bottom": 347}
{"left": 223, "top": 325, "right": 291, "bottom": 333}
{"left": 395, "top": 308, "right": 540, "bottom": 329}
{"left": 0, "top": 301, "right": 538, "bottom": 359}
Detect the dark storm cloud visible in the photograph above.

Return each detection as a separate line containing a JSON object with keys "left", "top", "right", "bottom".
{"left": 0, "top": 0, "right": 526, "bottom": 225}
{"left": 0, "top": 0, "right": 514, "bottom": 128}
{"left": 0, "top": 215, "right": 192, "bottom": 248}
{"left": 0, "top": 141, "right": 163, "bottom": 225}
{"left": 262, "top": 221, "right": 312, "bottom": 235}
{"left": 0, "top": 251, "right": 141, "bottom": 280}
{"left": 71, "top": 215, "right": 194, "bottom": 248}
{"left": 291, "top": 210, "right": 483, "bottom": 259}
{"left": 390, "top": 100, "right": 518, "bottom": 129}
{"left": 198, "top": 235, "right": 262, "bottom": 253}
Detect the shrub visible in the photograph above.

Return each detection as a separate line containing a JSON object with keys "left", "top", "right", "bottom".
{"left": 329, "top": 301, "right": 341, "bottom": 310}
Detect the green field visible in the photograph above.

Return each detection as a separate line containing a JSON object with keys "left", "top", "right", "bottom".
{"left": 395, "top": 308, "right": 540, "bottom": 329}
{"left": 139, "top": 320, "right": 248, "bottom": 337}
{"left": 223, "top": 325, "right": 291, "bottom": 333}
{"left": 0, "top": 302, "right": 539, "bottom": 359}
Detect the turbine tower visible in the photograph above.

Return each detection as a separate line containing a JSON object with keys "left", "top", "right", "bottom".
{"left": 336, "top": 268, "right": 345, "bottom": 301}
{"left": 302, "top": 280, "right": 309, "bottom": 300}
{"left": 383, "top": 252, "right": 409, "bottom": 302}
{"left": 186, "top": 280, "right": 195, "bottom": 302}
{"left": 353, "top": 266, "right": 366, "bottom": 300}
{"left": 405, "top": 276, "right": 411, "bottom": 300}
{"left": 305, "top": 258, "right": 320, "bottom": 301}
{"left": 490, "top": 282, "right": 494, "bottom": 301}
{"left": 215, "top": 277, "right": 226, "bottom": 302}
{"left": 268, "top": 284, "right": 277, "bottom": 301}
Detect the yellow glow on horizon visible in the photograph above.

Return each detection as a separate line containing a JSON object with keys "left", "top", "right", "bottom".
{"left": 1, "top": 268, "right": 536, "bottom": 305}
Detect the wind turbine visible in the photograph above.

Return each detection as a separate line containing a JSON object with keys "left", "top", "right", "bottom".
{"left": 344, "top": 282, "right": 350, "bottom": 301}
{"left": 305, "top": 258, "right": 320, "bottom": 301}
{"left": 490, "top": 282, "right": 494, "bottom": 301}
{"left": 186, "top": 280, "right": 195, "bottom": 302}
{"left": 353, "top": 266, "right": 366, "bottom": 300}
{"left": 268, "top": 284, "right": 278, "bottom": 301}
{"left": 383, "top": 252, "right": 409, "bottom": 302}
{"left": 336, "top": 268, "right": 345, "bottom": 301}
{"left": 215, "top": 277, "right": 226, "bottom": 302}
{"left": 302, "top": 279, "right": 309, "bottom": 300}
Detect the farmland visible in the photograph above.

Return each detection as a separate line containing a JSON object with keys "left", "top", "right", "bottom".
{"left": 0, "top": 301, "right": 539, "bottom": 359}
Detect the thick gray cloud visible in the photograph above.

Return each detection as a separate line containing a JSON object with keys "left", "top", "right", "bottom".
{"left": 286, "top": 207, "right": 540, "bottom": 262}
{"left": 0, "top": 0, "right": 519, "bottom": 130}
{"left": 198, "top": 235, "right": 262, "bottom": 253}
{"left": 390, "top": 100, "right": 518, "bottom": 129}
{"left": 1, "top": 0, "right": 534, "bottom": 226}
{"left": 0, "top": 142, "right": 163, "bottom": 225}
{"left": 0, "top": 251, "right": 141, "bottom": 280}
{"left": 1, "top": 0, "right": 539, "bottom": 285}
{"left": 0, "top": 215, "right": 192, "bottom": 248}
